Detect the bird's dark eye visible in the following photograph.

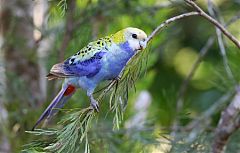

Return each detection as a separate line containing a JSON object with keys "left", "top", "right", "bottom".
{"left": 132, "top": 34, "right": 137, "bottom": 39}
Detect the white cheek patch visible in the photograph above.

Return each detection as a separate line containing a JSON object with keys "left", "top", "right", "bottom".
{"left": 128, "top": 39, "right": 140, "bottom": 51}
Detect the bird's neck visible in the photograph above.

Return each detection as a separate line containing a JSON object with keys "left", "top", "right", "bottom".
{"left": 111, "top": 30, "right": 126, "bottom": 44}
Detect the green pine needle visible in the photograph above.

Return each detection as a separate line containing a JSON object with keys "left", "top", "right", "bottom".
{"left": 23, "top": 47, "right": 150, "bottom": 152}
{"left": 57, "top": 0, "right": 67, "bottom": 17}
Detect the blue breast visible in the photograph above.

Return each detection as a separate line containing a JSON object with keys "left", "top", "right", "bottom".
{"left": 103, "top": 41, "right": 135, "bottom": 79}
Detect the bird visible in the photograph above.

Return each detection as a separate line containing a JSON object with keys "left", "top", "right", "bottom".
{"left": 32, "top": 27, "right": 147, "bottom": 130}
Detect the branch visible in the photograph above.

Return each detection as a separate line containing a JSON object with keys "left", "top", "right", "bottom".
{"left": 185, "top": 0, "right": 240, "bottom": 49}
{"left": 185, "top": 12, "right": 240, "bottom": 130}
{"left": 146, "top": 8, "right": 239, "bottom": 135}
{"left": 175, "top": 11, "right": 240, "bottom": 131}
{"left": 146, "top": 11, "right": 200, "bottom": 43}
{"left": 207, "top": 3, "right": 240, "bottom": 152}
{"left": 212, "top": 86, "right": 240, "bottom": 153}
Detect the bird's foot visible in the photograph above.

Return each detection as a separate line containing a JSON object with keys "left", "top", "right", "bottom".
{"left": 90, "top": 98, "right": 99, "bottom": 112}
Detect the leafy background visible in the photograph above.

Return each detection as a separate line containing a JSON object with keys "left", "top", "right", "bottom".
{"left": 1, "top": 0, "right": 240, "bottom": 152}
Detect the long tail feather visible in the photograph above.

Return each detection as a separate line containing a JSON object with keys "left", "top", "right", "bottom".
{"left": 32, "top": 85, "right": 76, "bottom": 130}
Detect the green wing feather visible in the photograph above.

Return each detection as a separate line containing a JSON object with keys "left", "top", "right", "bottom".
{"left": 66, "top": 36, "right": 113, "bottom": 65}
{"left": 47, "top": 36, "right": 113, "bottom": 80}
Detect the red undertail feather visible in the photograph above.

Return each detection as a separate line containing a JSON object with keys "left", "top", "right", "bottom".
{"left": 64, "top": 85, "right": 76, "bottom": 96}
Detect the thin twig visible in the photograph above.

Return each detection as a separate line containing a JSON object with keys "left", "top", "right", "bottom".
{"left": 177, "top": 11, "right": 240, "bottom": 103}
{"left": 145, "top": 6, "right": 238, "bottom": 135}
{"left": 185, "top": 0, "right": 240, "bottom": 49}
{"left": 97, "top": 80, "right": 118, "bottom": 102}
{"left": 207, "top": 0, "right": 236, "bottom": 84}
{"left": 174, "top": 11, "right": 240, "bottom": 133}
{"left": 225, "top": 11, "right": 240, "bottom": 27}
{"left": 145, "top": 9, "right": 238, "bottom": 136}
{"left": 146, "top": 11, "right": 200, "bottom": 43}
{"left": 206, "top": 4, "right": 240, "bottom": 151}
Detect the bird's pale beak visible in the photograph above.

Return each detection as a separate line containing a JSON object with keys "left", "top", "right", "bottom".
{"left": 139, "top": 40, "right": 147, "bottom": 50}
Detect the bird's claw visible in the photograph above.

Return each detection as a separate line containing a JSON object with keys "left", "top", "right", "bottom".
{"left": 90, "top": 99, "right": 99, "bottom": 112}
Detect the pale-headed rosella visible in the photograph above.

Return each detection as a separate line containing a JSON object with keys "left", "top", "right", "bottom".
{"left": 32, "top": 27, "right": 147, "bottom": 130}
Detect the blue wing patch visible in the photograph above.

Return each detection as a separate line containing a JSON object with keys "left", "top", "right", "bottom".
{"left": 48, "top": 52, "right": 106, "bottom": 79}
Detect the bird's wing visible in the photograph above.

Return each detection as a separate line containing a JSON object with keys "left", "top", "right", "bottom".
{"left": 47, "top": 36, "right": 112, "bottom": 79}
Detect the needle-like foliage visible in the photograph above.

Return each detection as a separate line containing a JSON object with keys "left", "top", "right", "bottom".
{"left": 23, "top": 47, "right": 150, "bottom": 153}
{"left": 57, "top": 0, "right": 67, "bottom": 16}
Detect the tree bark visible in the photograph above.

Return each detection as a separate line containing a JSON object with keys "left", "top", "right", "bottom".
{"left": 0, "top": 0, "right": 10, "bottom": 152}
{"left": 212, "top": 87, "right": 240, "bottom": 153}
{"left": 2, "top": 0, "right": 43, "bottom": 105}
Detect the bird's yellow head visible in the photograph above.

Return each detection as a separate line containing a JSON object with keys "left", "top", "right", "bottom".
{"left": 112, "top": 27, "right": 147, "bottom": 51}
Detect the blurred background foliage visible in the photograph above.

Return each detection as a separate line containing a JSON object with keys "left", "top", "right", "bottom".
{"left": 1, "top": 0, "right": 240, "bottom": 152}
